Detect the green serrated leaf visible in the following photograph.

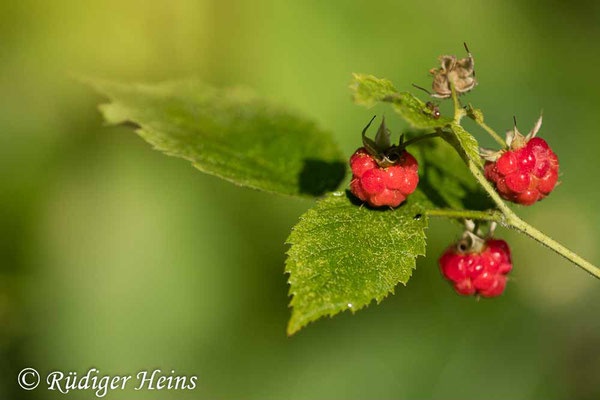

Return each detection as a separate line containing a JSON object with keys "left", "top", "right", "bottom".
{"left": 445, "top": 123, "right": 484, "bottom": 168}
{"left": 389, "top": 93, "right": 453, "bottom": 129}
{"left": 350, "top": 73, "right": 452, "bottom": 129}
{"left": 88, "top": 78, "right": 346, "bottom": 197}
{"left": 285, "top": 191, "right": 429, "bottom": 335}
{"left": 350, "top": 73, "right": 397, "bottom": 107}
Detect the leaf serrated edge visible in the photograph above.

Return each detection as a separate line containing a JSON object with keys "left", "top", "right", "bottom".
{"left": 350, "top": 74, "right": 452, "bottom": 129}
{"left": 447, "top": 123, "right": 484, "bottom": 168}
{"left": 86, "top": 77, "right": 347, "bottom": 198}
{"left": 284, "top": 195, "right": 429, "bottom": 336}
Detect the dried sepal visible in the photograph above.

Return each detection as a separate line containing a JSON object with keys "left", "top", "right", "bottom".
{"left": 505, "top": 128, "right": 517, "bottom": 148}
{"left": 525, "top": 113, "right": 543, "bottom": 141}
{"left": 361, "top": 115, "right": 379, "bottom": 156}
{"left": 464, "top": 219, "right": 476, "bottom": 233}
{"left": 429, "top": 44, "right": 477, "bottom": 99}
{"left": 480, "top": 147, "right": 502, "bottom": 162}
{"left": 359, "top": 117, "right": 422, "bottom": 168}
{"left": 456, "top": 230, "right": 486, "bottom": 254}
{"left": 505, "top": 113, "right": 543, "bottom": 149}
{"left": 481, "top": 114, "right": 544, "bottom": 164}
{"left": 429, "top": 56, "right": 455, "bottom": 99}
{"left": 374, "top": 115, "right": 392, "bottom": 150}
{"left": 488, "top": 221, "right": 498, "bottom": 237}
{"left": 360, "top": 116, "right": 400, "bottom": 167}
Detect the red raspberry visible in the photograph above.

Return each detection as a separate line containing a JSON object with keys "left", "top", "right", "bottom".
{"left": 439, "top": 238, "right": 512, "bottom": 297}
{"left": 484, "top": 117, "right": 559, "bottom": 205}
{"left": 350, "top": 148, "right": 419, "bottom": 208}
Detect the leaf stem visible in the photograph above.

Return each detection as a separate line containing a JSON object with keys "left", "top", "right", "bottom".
{"left": 426, "top": 208, "right": 504, "bottom": 222}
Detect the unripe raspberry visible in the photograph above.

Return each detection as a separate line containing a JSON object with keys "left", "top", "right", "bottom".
{"left": 483, "top": 116, "right": 559, "bottom": 205}
{"left": 350, "top": 148, "right": 419, "bottom": 208}
{"left": 439, "top": 237, "right": 512, "bottom": 297}
{"left": 349, "top": 116, "right": 420, "bottom": 208}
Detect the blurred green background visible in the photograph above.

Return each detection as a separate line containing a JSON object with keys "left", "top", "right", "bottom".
{"left": 2, "top": 0, "right": 600, "bottom": 399}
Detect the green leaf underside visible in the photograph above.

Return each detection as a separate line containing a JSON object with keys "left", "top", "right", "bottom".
{"left": 350, "top": 73, "right": 483, "bottom": 168}
{"left": 90, "top": 79, "right": 346, "bottom": 197}
{"left": 350, "top": 73, "right": 452, "bottom": 129}
{"left": 285, "top": 191, "right": 430, "bottom": 335}
{"left": 446, "top": 124, "right": 484, "bottom": 168}
{"left": 350, "top": 73, "right": 397, "bottom": 108}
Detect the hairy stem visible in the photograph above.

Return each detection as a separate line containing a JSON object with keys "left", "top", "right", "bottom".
{"left": 448, "top": 80, "right": 600, "bottom": 279}
{"left": 426, "top": 208, "right": 504, "bottom": 222}
{"left": 467, "top": 161, "right": 513, "bottom": 216}
{"left": 450, "top": 78, "right": 466, "bottom": 124}
{"left": 508, "top": 216, "right": 600, "bottom": 279}
{"left": 473, "top": 118, "right": 507, "bottom": 148}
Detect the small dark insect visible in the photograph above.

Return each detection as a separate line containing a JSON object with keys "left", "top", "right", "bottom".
{"left": 426, "top": 101, "right": 440, "bottom": 119}
{"left": 413, "top": 213, "right": 422, "bottom": 220}
{"left": 412, "top": 83, "right": 441, "bottom": 119}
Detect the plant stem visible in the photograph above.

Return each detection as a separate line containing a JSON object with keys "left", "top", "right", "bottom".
{"left": 468, "top": 161, "right": 600, "bottom": 277}
{"left": 509, "top": 216, "right": 600, "bottom": 279}
{"left": 474, "top": 118, "right": 507, "bottom": 148}
{"left": 426, "top": 208, "right": 504, "bottom": 222}
{"left": 446, "top": 78, "right": 600, "bottom": 279}
{"left": 467, "top": 161, "right": 513, "bottom": 216}
{"left": 450, "top": 78, "right": 466, "bottom": 124}
{"left": 428, "top": 205, "right": 600, "bottom": 278}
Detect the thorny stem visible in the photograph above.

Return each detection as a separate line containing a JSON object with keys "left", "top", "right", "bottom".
{"left": 447, "top": 80, "right": 600, "bottom": 279}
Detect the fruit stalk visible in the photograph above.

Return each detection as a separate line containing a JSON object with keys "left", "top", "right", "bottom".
{"left": 473, "top": 118, "right": 507, "bottom": 148}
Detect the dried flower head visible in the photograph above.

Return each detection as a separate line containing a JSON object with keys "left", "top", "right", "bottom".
{"left": 429, "top": 43, "right": 477, "bottom": 99}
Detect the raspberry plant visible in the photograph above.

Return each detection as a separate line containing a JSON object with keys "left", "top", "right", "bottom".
{"left": 88, "top": 45, "right": 599, "bottom": 335}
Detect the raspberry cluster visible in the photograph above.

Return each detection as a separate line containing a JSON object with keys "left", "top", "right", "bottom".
{"left": 439, "top": 238, "right": 512, "bottom": 297}
{"left": 350, "top": 148, "right": 419, "bottom": 208}
{"left": 484, "top": 120, "right": 559, "bottom": 205}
